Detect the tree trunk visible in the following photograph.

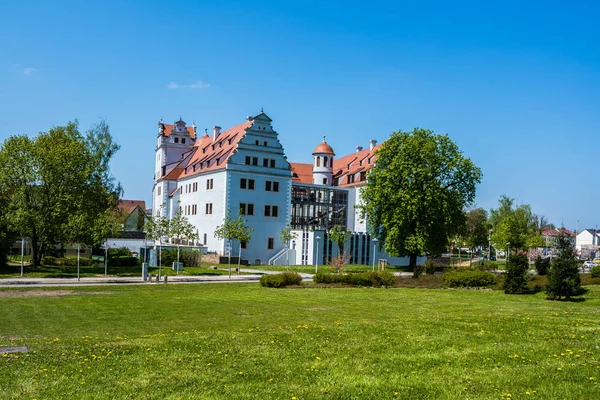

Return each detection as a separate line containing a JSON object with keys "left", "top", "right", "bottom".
{"left": 409, "top": 253, "right": 417, "bottom": 270}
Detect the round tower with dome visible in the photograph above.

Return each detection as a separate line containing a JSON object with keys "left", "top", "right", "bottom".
{"left": 312, "top": 136, "right": 335, "bottom": 185}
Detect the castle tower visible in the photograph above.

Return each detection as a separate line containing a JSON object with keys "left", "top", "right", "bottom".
{"left": 153, "top": 117, "right": 195, "bottom": 217}
{"left": 312, "top": 136, "right": 335, "bottom": 186}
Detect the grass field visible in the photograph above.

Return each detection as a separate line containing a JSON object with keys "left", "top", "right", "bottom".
{"left": 1, "top": 284, "right": 599, "bottom": 399}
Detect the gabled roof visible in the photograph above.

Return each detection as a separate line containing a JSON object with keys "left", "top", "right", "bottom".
{"left": 117, "top": 200, "right": 146, "bottom": 218}
{"left": 333, "top": 145, "right": 381, "bottom": 187}
{"left": 160, "top": 123, "right": 196, "bottom": 140}
{"left": 543, "top": 228, "right": 573, "bottom": 237}
{"left": 161, "top": 120, "right": 253, "bottom": 181}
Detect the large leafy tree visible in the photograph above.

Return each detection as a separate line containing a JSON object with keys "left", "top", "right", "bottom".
{"left": 361, "top": 128, "right": 482, "bottom": 270}
{"left": 0, "top": 121, "right": 121, "bottom": 267}
{"left": 489, "top": 196, "right": 544, "bottom": 251}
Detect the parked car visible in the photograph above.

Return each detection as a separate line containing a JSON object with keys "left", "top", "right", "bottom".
{"left": 582, "top": 261, "right": 595, "bottom": 273}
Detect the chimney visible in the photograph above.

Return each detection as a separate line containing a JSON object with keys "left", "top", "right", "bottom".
{"left": 356, "top": 146, "right": 363, "bottom": 153}
{"left": 369, "top": 139, "right": 377, "bottom": 151}
{"left": 213, "top": 126, "right": 221, "bottom": 142}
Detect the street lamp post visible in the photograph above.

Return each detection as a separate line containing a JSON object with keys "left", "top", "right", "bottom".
{"left": 20, "top": 238, "right": 25, "bottom": 277}
{"left": 315, "top": 236, "right": 320, "bottom": 274}
{"left": 292, "top": 240, "right": 296, "bottom": 266}
{"left": 372, "top": 238, "right": 378, "bottom": 272}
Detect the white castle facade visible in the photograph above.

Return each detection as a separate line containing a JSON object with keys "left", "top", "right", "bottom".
{"left": 152, "top": 110, "right": 418, "bottom": 266}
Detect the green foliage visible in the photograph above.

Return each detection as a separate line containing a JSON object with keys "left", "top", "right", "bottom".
{"left": 214, "top": 210, "right": 254, "bottom": 248}
{"left": 503, "top": 253, "right": 529, "bottom": 294}
{"left": 180, "top": 248, "right": 202, "bottom": 267}
{"left": 108, "top": 247, "right": 131, "bottom": 257}
{"left": 0, "top": 120, "right": 121, "bottom": 267}
{"left": 160, "top": 249, "right": 178, "bottom": 268}
{"left": 109, "top": 256, "right": 138, "bottom": 267}
{"left": 546, "top": 233, "right": 584, "bottom": 300}
{"left": 534, "top": 256, "right": 550, "bottom": 276}
{"left": 489, "top": 196, "right": 544, "bottom": 251}
{"left": 279, "top": 224, "right": 298, "bottom": 248}
{"left": 442, "top": 270, "right": 496, "bottom": 288}
{"left": 329, "top": 225, "right": 352, "bottom": 253}
{"left": 313, "top": 271, "right": 396, "bottom": 288}
{"left": 259, "top": 272, "right": 302, "bottom": 288}
{"left": 465, "top": 208, "right": 489, "bottom": 250}
{"left": 591, "top": 265, "right": 600, "bottom": 278}
{"left": 42, "top": 256, "right": 93, "bottom": 267}
{"left": 360, "top": 128, "right": 482, "bottom": 268}
{"left": 423, "top": 258, "right": 436, "bottom": 275}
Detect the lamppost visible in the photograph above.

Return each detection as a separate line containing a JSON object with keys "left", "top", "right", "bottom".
{"left": 292, "top": 240, "right": 296, "bottom": 266}
{"left": 315, "top": 236, "right": 320, "bottom": 274}
{"left": 20, "top": 238, "right": 25, "bottom": 277}
{"left": 372, "top": 237, "right": 378, "bottom": 272}
{"left": 507, "top": 242, "right": 510, "bottom": 260}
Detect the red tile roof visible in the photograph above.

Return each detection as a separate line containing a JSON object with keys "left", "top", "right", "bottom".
{"left": 543, "top": 228, "right": 573, "bottom": 237}
{"left": 290, "top": 163, "right": 313, "bottom": 184}
{"left": 160, "top": 123, "right": 196, "bottom": 140}
{"left": 117, "top": 200, "right": 146, "bottom": 217}
{"left": 161, "top": 121, "right": 253, "bottom": 181}
{"left": 333, "top": 145, "right": 380, "bottom": 187}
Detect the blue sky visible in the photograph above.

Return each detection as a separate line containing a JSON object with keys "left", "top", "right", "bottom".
{"left": 1, "top": 0, "right": 599, "bottom": 230}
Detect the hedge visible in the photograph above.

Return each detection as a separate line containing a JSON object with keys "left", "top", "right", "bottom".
{"left": 591, "top": 265, "right": 600, "bottom": 278}
{"left": 260, "top": 272, "right": 303, "bottom": 288}
{"left": 42, "top": 256, "right": 93, "bottom": 267}
{"left": 313, "top": 271, "right": 396, "bottom": 288}
{"left": 442, "top": 271, "right": 496, "bottom": 288}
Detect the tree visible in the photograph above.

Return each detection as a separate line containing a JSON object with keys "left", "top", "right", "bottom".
{"left": 0, "top": 120, "right": 121, "bottom": 267}
{"left": 215, "top": 210, "right": 253, "bottom": 278}
{"left": 361, "top": 128, "right": 482, "bottom": 273}
{"left": 168, "top": 207, "right": 197, "bottom": 268}
{"left": 465, "top": 208, "right": 489, "bottom": 253}
{"left": 236, "top": 218, "right": 253, "bottom": 275}
{"left": 144, "top": 213, "right": 168, "bottom": 277}
{"left": 329, "top": 225, "right": 352, "bottom": 254}
{"left": 546, "top": 232, "right": 584, "bottom": 300}
{"left": 489, "top": 197, "right": 542, "bottom": 252}
{"left": 503, "top": 252, "right": 529, "bottom": 294}
{"left": 279, "top": 224, "right": 298, "bottom": 268}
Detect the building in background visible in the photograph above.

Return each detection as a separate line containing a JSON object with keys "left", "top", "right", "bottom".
{"left": 152, "top": 111, "right": 422, "bottom": 266}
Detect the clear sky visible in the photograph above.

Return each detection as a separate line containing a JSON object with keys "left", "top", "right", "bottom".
{"left": 1, "top": 0, "right": 599, "bottom": 230}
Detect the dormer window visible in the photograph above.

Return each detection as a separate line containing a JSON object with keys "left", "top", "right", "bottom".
{"left": 228, "top": 138, "right": 233, "bottom": 145}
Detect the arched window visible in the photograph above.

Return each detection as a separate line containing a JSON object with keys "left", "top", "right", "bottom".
{"left": 324, "top": 157, "right": 328, "bottom": 167}
{"left": 316, "top": 157, "right": 321, "bottom": 167}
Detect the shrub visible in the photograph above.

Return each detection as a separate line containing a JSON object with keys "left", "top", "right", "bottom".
{"left": 591, "top": 265, "right": 600, "bottom": 278}
{"left": 42, "top": 256, "right": 58, "bottom": 266}
{"left": 423, "top": 259, "right": 436, "bottom": 275}
{"left": 108, "top": 247, "right": 131, "bottom": 257}
{"left": 313, "top": 271, "right": 396, "bottom": 288}
{"left": 61, "top": 256, "right": 93, "bottom": 267}
{"left": 443, "top": 271, "right": 496, "bottom": 288}
{"left": 260, "top": 272, "right": 302, "bottom": 288}
{"left": 413, "top": 263, "right": 424, "bottom": 279}
{"left": 534, "top": 256, "right": 550, "bottom": 276}
{"left": 503, "top": 253, "right": 529, "bottom": 294}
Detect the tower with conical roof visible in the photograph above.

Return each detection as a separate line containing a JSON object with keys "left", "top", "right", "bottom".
{"left": 312, "top": 136, "right": 335, "bottom": 185}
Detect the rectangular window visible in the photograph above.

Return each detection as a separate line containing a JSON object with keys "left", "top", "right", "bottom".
{"left": 270, "top": 159, "right": 275, "bottom": 168}
{"left": 323, "top": 178, "right": 327, "bottom": 185}
{"left": 182, "top": 138, "right": 186, "bottom": 144}
{"left": 255, "top": 140, "right": 259, "bottom": 145}
{"left": 205, "top": 203, "right": 213, "bottom": 214}
{"left": 203, "top": 233, "right": 207, "bottom": 244}
{"left": 267, "top": 237, "right": 275, "bottom": 250}
{"left": 174, "top": 137, "right": 179, "bottom": 143}
{"left": 240, "top": 178, "right": 255, "bottom": 190}
{"left": 241, "top": 241, "right": 247, "bottom": 250}
{"left": 252, "top": 157, "right": 258, "bottom": 166}
{"left": 265, "top": 181, "right": 280, "bottom": 192}
{"left": 206, "top": 179, "right": 214, "bottom": 190}
{"left": 264, "top": 205, "right": 279, "bottom": 217}
{"left": 239, "top": 203, "right": 254, "bottom": 216}
{"left": 263, "top": 141, "right": 268, "bottom": 147}
{"left": 245, "top": 156, "right": 251, "bottom": 165}
{"left": 263, "top": 158, "right": 269, "bottom": 167}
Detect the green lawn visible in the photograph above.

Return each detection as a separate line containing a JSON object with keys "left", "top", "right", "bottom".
{"left": 1, "top": 284, "right": 599, "bottom": 399}
{"left": 0, "top": 263, "right": 235, "bottom": 278}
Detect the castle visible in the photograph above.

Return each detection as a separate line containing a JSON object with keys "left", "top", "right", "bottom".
{"left": 152, "top": 110, "right": 413, "bottom": 266}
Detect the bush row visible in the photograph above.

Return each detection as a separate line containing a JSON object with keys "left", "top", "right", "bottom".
{"left": 42, "top": 256, "right": 93, "bottom": 267}
{"left": 109, "top": 256, "right": 138, "bottom": 267}
{"left": 442, "top": 270, "right": 497, "bottom": 288}
{"left": 313, "top": 271, "right": 396, "bottom": 288}
{"left": 260, "top": 272, "right": 303, "bottom": 288}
